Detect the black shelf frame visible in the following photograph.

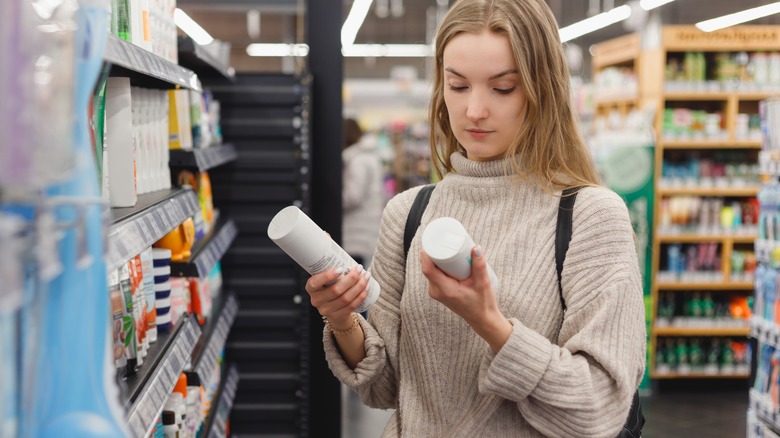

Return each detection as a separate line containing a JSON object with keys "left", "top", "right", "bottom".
{"left": 104, "top": 34, "right": 201, "bottom": 91}
{"left": 177, "top": 36, "right": 235, "bottom": 82}
{"left": 191, "top": 291, "right": 239, "bottom": 388}
{"left": 107, "top": 188, "right": 200, "bottom": 272}
{"left": 125, "top": 314, "right": 202, "bottom": 437}
{"left": 170, "top": 217, "right": 238, "bottom": 279}
{"left": 204, "top": 364, "right": 240, "bottom": 438}
{"left": 169, "top": 144, "right": 238, "bottom": 172}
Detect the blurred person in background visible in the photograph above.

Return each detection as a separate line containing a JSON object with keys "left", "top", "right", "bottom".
{"left": 343, "top": 117, "right": 384, "bottom": 269}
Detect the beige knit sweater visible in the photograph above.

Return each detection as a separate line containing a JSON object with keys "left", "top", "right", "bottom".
{"left": 323, "top": 152, "right": 646, "bottom": 438}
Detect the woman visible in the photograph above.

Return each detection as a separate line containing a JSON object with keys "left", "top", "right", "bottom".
{"left": 342, "top": 117, "right": 384, "bottom": 269}
{"left": 306, "top": 0, "right": 646, "bottom": 436}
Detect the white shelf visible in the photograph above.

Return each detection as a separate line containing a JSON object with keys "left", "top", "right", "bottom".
{"left": 126, "top": 314, "right": 202, "bottom": 438}
{"left": 751, "top": 389, "right": 780, "bottom": 437}
{"left": 107, "top": 188, "right": 200, "bottom": 272}
{"left": 205, "top": 365, "right": 240, "bottom": 438}
{"left": 104, "top": 34, "right": 201, "bottom": 91}
{"left": 169, "top": 144, "right": 238, "bottom": 172}
{"left": 193, "top": 293, "right": 239, "bottom": 389}
{"left": 170, "top": 218, "right": 238, "bottom": 279}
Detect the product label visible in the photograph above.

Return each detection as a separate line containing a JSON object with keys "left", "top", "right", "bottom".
{"left": 140, "top": 249, "right": 157, "bottom": 332}
{"left": 308, "top": 240, "right": 355, "bottom": 274}
{"left": 110, "top": 277, "right": 127, "bottom": 368}
{"left": 119, "top": 272, "right": 137, "bottom": 360}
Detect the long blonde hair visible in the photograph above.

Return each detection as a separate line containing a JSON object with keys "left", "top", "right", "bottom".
{"left": 429, "top": 0, "right": 601, "bottom": 191}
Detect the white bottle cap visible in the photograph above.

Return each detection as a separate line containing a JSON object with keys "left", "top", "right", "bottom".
{"left": 422, "top": 217, "right": 499, "bottom": 287}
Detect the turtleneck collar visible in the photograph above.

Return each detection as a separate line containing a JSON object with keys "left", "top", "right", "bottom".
{"left": 450, "top": 151, "right": 513, "bottom": 178}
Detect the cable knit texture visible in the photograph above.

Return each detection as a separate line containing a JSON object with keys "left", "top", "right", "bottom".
{"left": 323, "top": 152, "right": 646, "bottom": 437}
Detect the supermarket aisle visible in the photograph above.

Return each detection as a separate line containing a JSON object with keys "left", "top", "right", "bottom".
{"left": 343, "top": 385, "right": 394, "bottom": 438}
{"left": 343, "top": 388, "right": 748, "bottom": 437}
{"left": 642, "top": 390, "right": 747, "bottom": 437}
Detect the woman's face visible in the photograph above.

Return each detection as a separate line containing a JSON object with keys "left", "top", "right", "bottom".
{"left": 442, "top": 30, "right": 527, "bottom": 162}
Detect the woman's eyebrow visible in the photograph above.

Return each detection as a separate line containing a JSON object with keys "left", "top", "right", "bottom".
{"left": 444, "top": 67, "right": 518, "bottom": 80}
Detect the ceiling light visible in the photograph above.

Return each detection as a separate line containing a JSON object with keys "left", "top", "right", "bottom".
{"left": 174, "top": 8, "right": 214, "bottom": 46}
{"left": 342, "top": 44, "right": 433, "bottom": 57}
{"left": 559, "top": 5, "right": 632, "bottom": 43}
{"left": 246, "top": 43, "right": 310, "bottom": 57}
{"left": 342, "top": 0, "right": 374, "bottom": 47}
{"left": 696, "top": 2, "right": 780, "bottom": 32}
{"left": 639, "top": 0, "right": 676, "bottom": 11}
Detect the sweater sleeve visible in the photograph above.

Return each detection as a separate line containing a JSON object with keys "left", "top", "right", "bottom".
{"left": 322, "top": 186, "right": 423, "bottom": 409}
{"left": 477, "top": 187, "right": 647, "bottom": 438}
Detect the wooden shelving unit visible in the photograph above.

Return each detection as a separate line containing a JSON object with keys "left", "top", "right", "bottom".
{"left": 592, "top": 25, "right": 780, "bottom": 382}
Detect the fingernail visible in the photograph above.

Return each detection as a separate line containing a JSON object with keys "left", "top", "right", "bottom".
{"left": 357, "top": 265, "right": 364, "bottom": 274}
{"left": 474, "top": 245, "right": 483, "bottom": 257}
{"left": 363, "top": 271, "right": 371, "bottom": 280}
{"left": 334, "top": 267, "right": 345, "bottom": 275}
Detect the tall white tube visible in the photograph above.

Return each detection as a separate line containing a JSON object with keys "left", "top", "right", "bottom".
{"left": 268, "top": 206, "right": 380, "bottom": 313}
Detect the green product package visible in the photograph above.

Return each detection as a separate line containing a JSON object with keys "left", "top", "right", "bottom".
{"left": 92, "top": 67, "right": 110, "bottom": 193}
{"left": 111, "top": 0, "right": 132, "bottom": 41}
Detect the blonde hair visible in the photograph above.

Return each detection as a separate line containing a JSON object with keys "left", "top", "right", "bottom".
{"left": 429, "top": 0, "right": 601, "bottom": 191}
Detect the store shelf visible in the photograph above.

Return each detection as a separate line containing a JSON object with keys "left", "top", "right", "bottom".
{"left": 170, "top": 217, "right": 238, "bottom": 278}
{"left": 656, "top": 282, "right": 754, "bottom": 291}
{"left": 653, "top": 372, "right": 750, "bottom": 379}
{"left": 657, "top": 234, "right": 757, "bottom": 243}
{"left": 169, "top": 144, "right": 238, "bottom": 172}
{"left": 660, "top": 140, "right": 763, "bottom": 149}
{"left": 657, "top": 186, "right": 760, "bottom": 197}
{"left": 654, "top": 326, "right": 750, "bottom": 337}
{"left": 750, "top": 390, "right": 780, "bottom": 435}
{"left": 107, "top": 188, "right": 200, "bottom": 272}
{"left": 126, "top": 314, "right": 202, "bottom": 438}
{"left": 751, "top": 318, "right": 780, "bottom": 350}
{"left": 665, "top": 92, "right": 732, "bottom": 101}
{"left": 104, "top": 34, "right": 201, "bottom": 91}
{"left": 664, "top": 91, "right": 775, "bottom": 101}
{"left": 595, "top": 96, "right": 638, "bottom": 107}
{"left": 177, "top": 36, "right": 235, "bottom": 81}
{"left": 205, "top": 364, "right": 240, "bottom": 438}
{"left": 192, "top": 292, "right": 239, "bottom": 388}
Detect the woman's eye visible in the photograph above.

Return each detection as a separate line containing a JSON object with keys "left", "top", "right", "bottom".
{"left": 494, "top": 87, "right": 515, "bottom": 95}
{"left": 448, "top": 85, "right": 468, "bottom": 92}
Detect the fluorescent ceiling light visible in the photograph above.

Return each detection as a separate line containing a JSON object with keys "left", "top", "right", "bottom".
{"left": 639, "top": 0, "right": 675, "bottom": 11}
{"left": 174, "top": 8, "right": 214, "bottom": 45}
{"left": 342, "top": 44, "right": 433, "bottom": 57}
{"left": 696, "top": 2, "right": 780, "bottom": 32}
{"left": 246, "top": 43, "right": 310, "bottom": 57}
{"left": 559, "top": 5, "right": 632, "bottom": 43}
{"left": 342, "top": 0, "right": 373, "bottom": 47}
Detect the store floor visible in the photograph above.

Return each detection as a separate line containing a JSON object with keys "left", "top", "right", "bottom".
{"left": 342, "top": 386, "right": 748, "bottom": 437}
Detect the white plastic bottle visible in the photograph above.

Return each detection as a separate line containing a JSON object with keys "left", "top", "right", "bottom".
{"left": 421, "top": 217, "right": 499, "bottom": 288}
{"left": 105, "top": 77, "right": 137, "bottom": 207}
{"left": 267, "top": 206, "right": 380, "bottom": 313}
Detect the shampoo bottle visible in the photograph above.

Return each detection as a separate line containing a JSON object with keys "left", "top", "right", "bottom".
{"left": 421, "top": 217, "right": 499, "bottom": 288}
{"left": 268, "top": 206, "right": 380, "bottom": 313}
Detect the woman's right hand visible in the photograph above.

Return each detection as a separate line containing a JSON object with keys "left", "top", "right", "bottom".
{"left": 305, "top": 265, "right": 371, "bottom": 330}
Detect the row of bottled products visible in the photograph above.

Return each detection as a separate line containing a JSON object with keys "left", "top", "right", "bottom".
{"left": 662, "top": 108, "right": 760, "bottom": 142}
{"left": 96, "top": 78, "right": 221, "bottom": 209}
{"left": 592, "top": 50, "right": 780, "bottom": 99}
{"left": 658, "top": 197, "right": 759, "bottom": 236}
{"left": 656, "top": 292, "right": 751, "bottom": 328}
{"left": 661, "top": 152, "right": 761, "bottom": 189}
{"left": 655, "top": 337, "right": 751, "bottom": 376}
{"left": 657, "top": 243, "right": 756, "bottom": 283}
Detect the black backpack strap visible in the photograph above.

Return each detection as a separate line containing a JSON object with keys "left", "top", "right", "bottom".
{"left": 404, "top": 184, "right": 436, "bottom": 258}
{"left": 556, "top": 186, "right": 645, "bottom": 438}
{"left": 556, "top": 187, "right": 580, "bottom": 311}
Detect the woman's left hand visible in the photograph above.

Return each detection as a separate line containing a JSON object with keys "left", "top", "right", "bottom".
{"left": 420, "top": 246, "right": 513, "bottom": 352}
